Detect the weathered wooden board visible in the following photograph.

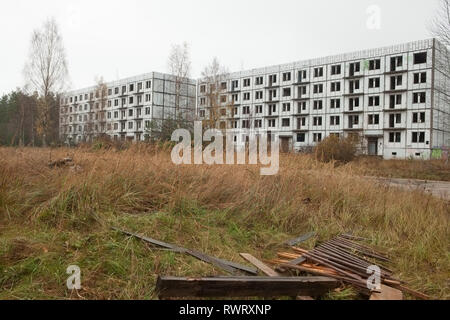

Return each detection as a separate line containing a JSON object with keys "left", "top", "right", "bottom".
{"left": 239, "top": 253, "right": 281, "bottom": 277}
{"left": 370, "top": 285, "right": 403, "bottom": 300}
{"left": 156, "top": 276, "right": 339, "bottom": 298}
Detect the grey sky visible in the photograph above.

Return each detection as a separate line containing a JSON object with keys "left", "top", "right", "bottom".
{"left": 0, "top": 0, "right": 440, "bottom": 94}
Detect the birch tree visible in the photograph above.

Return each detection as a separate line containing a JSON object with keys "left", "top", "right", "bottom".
{"left": 23, "top": 18, "right": 69, "bottom": 146}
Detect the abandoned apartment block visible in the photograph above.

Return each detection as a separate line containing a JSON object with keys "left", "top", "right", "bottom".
{"left": 198, "top": 39, "right": 449, "bottom": 159}
{"left": 61, "top": 39, "right": 449, "bottom": 159}
{"left": 59, "top": 72, "right": 197, "bottom": 143}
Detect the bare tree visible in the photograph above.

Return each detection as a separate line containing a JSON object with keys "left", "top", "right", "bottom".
{"left": 167, "top": 42, "right": 192, "bottom": 125}
{"left": 200, "top": 57, "right": 233, "bottom": 131}
{"left": 430, "top": 0, "right": 450, "bottom": 151}
{"left": 85, "top": 77, "right": 108, "bottom": 142}
{"left": 431, "top": 0, "right": 450, "bottom": 47}
{"left": 23, "top": 18, "right": 69, "bottom": 146}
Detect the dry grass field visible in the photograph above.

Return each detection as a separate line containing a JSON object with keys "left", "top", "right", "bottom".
{"left": 0, "top": 145, "right": 449, "bottom": 300}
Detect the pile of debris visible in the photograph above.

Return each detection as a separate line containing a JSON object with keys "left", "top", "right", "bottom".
{"left": 113, "top": 228, "right": 431, "bottom": 300}
{"left": 48, "top": 157, "right": 82, "bottom": 172}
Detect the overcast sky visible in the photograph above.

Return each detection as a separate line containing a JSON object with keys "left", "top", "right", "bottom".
{"left": 0, "top": 0, "right": 440, "bottom": 94}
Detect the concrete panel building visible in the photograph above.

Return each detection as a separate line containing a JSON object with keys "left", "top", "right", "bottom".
{"left": 197, "top": 39, "right": 450, "bottom": 159}
{"left": 60, "top": 72, "right": 196, "bottom": 143}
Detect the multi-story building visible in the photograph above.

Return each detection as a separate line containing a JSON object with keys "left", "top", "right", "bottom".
{"left": 60, "top": 72, "right": 197, "bottom": 143}
{"left": 198, "top": 39, "right": 450, "bottom": 159}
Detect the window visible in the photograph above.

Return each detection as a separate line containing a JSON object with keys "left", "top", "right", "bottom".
{"left": 313, "top": 84, "right": 323, "bottom": 94}
{"left": 298, "top": 70, "right": 307, "bottom": 82}
{"left": 129, "top": 97, "right": 134, "bottom": 104}
{"left": 330, "top": 98, "right": 341, "bottom": 109}
{"left": 313, "top": 116, "right": 322, "bottom": 126}
{"left": 231, "top": 80, "right": 239, "bottom": 90}
{"left": 137, "top": 82, "right": 142, "bottom": 91}
{"left": 412, "top": 132, "right": 425, "bottom": 143}
{"left": 413, "top": 112, "right": 426, "bottom": 123}
{"left": 369, "top": 59, "right": 381, "bottom": 70}
{"left": 368, "top": 114, "right": 380, "bottom": 125}
{"left": 349, "top": 97, "right": 360, "bottom": 108}
{"left": 283, "top": 72, "right": 291, "bottom": 82}
{"left": 298, "top": 86, "right": 307, "bottom": 96}
{"left": 269, "top": 104, "right": 277, "bottom": 114}
{"left": 268, "top": 119, "right": 276, "bottom": 128}
{"left": 255, "top": 91, "right": 263, "bottom": 100}
{"left": 349, "top": 115, "right": 359, "bottom": 125}
{"left": 297, "top": 117, "right": 306, "bottom": 128}
{"left": 232, "top": 94, "right": 239, "bottom": 102}
{"left": 253, "top": 119, "right": 261, "bottom": 128}
{"left": 129, "top": 84, "right": 134, "bottom": 92}
{"left": 128, "top": 122, "right": 133, "bottom": 129}
{"left": 330, "top": 116, "right": 340, "bottom": 126}
{"left": 314, "top": 67, "right": 324, "bottom": 78}
{"left": 349, "top": 62, "right": 360, "bottom": 74}
{"left": 243, "top": 92, "right": 250, "bottom": 101}
{"left": 413, "top": 92, "right": 426, "bottom": 104}
{"left": 146, "top": 81, "right": 151, "bottom": 89}
{"left": 145, "top": 107, "right": 151, "bottom": 115}
{"left": 414, "top": 72, "right": 427, "bottom": 84}
{"left": 282, "top": 103, "right": 291, "bottom": 112}
{"left": 389, "top": 94, "right": 402, "bottom": 108}
{"left": 200, "top": 85, "right": 206, "bottom": 93}
{"left": 282, "top": 118, "right": 290, "bottom": 127}
{"left": 243, "top": 78, "right": 251, "bottom": 87}
{"left": 283, "top": 88, "right": 291, "bottom": 97}
{"left": 389, "top": 132, "right": 401, "bottom": 143}
{"left": 331, "top": 65, "right": 341, "bottom": 75}
{"left": 390, "top": 56, "right": 401, "bottom": 71}
{"left": 255, "top": 76, "right": 263, "bottom": 85}
{"left": 414, "top": 52, "right": 427, "bottom": 64}
{"left": 331, "top": 82, "right": 341, "bottom": 92}
{"left": 269, "top": 74, "right": 277, "bottom": 85}
{"left": 297, "top": 133, "right": 305, "bottom": 142}
{"left": 242, "top": 120, "right": 250, "bottom": 129}
{"left": 242, "top": 106, "right": 250, "bottom": 114}
{"left": 256, "top": 105, "right": 263, "bottom": 114}
{"left": 313, "top": 100, "right": 323, "bottom": 110}
{"left": 128, "top": 109, "right": 133, "bottom": 117}
{"left": 313, "top": 133, "right": 322, "bottom": 142}
{"left": 369, "top": 77, "right": 380, "bottom": 88}
{"left": 368, "top": 96, "right": 380, "bottom": 107}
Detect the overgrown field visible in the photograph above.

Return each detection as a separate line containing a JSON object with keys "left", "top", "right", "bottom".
{"left": 0, "top": 146, "right": 449, "bottom": 300}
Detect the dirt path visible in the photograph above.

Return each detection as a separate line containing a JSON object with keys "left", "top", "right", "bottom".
{"left": 368, "top": 177, "right": 450, "bottom": 201}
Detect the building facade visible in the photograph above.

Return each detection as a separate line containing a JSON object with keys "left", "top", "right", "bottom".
{"left": 60, "top": 72, "right": 196, "bottom": 143}
{"left": 198, "top": 39, "right": 450, "bottom": 159}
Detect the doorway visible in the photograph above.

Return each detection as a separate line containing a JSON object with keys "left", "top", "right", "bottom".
{"left": 280, "top": 137, "right": 291, "bottom": 153}
{"left": 368, "top": 138, "right": 378, "bottom": 156}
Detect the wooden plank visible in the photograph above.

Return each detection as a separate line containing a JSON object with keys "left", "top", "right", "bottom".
{"left": 240, "top": 253, "right": 314, "bottom": 300}
{"left": 370, "top": 285, "right": 403, "bottom": 300}
{"left": 113, "top": 227, "right": 257, "bottom": 275}
{"left": 285, "top": 232, "right": 316, "bottom": 246}
{"left": 239, "top": 253, "right": 281, "bottom": 277}
{"left": 395, "top": 285, "right": 431, "bottom": 300}
{"left": 156, "top": 276, "right": 340, "bottom": 299}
